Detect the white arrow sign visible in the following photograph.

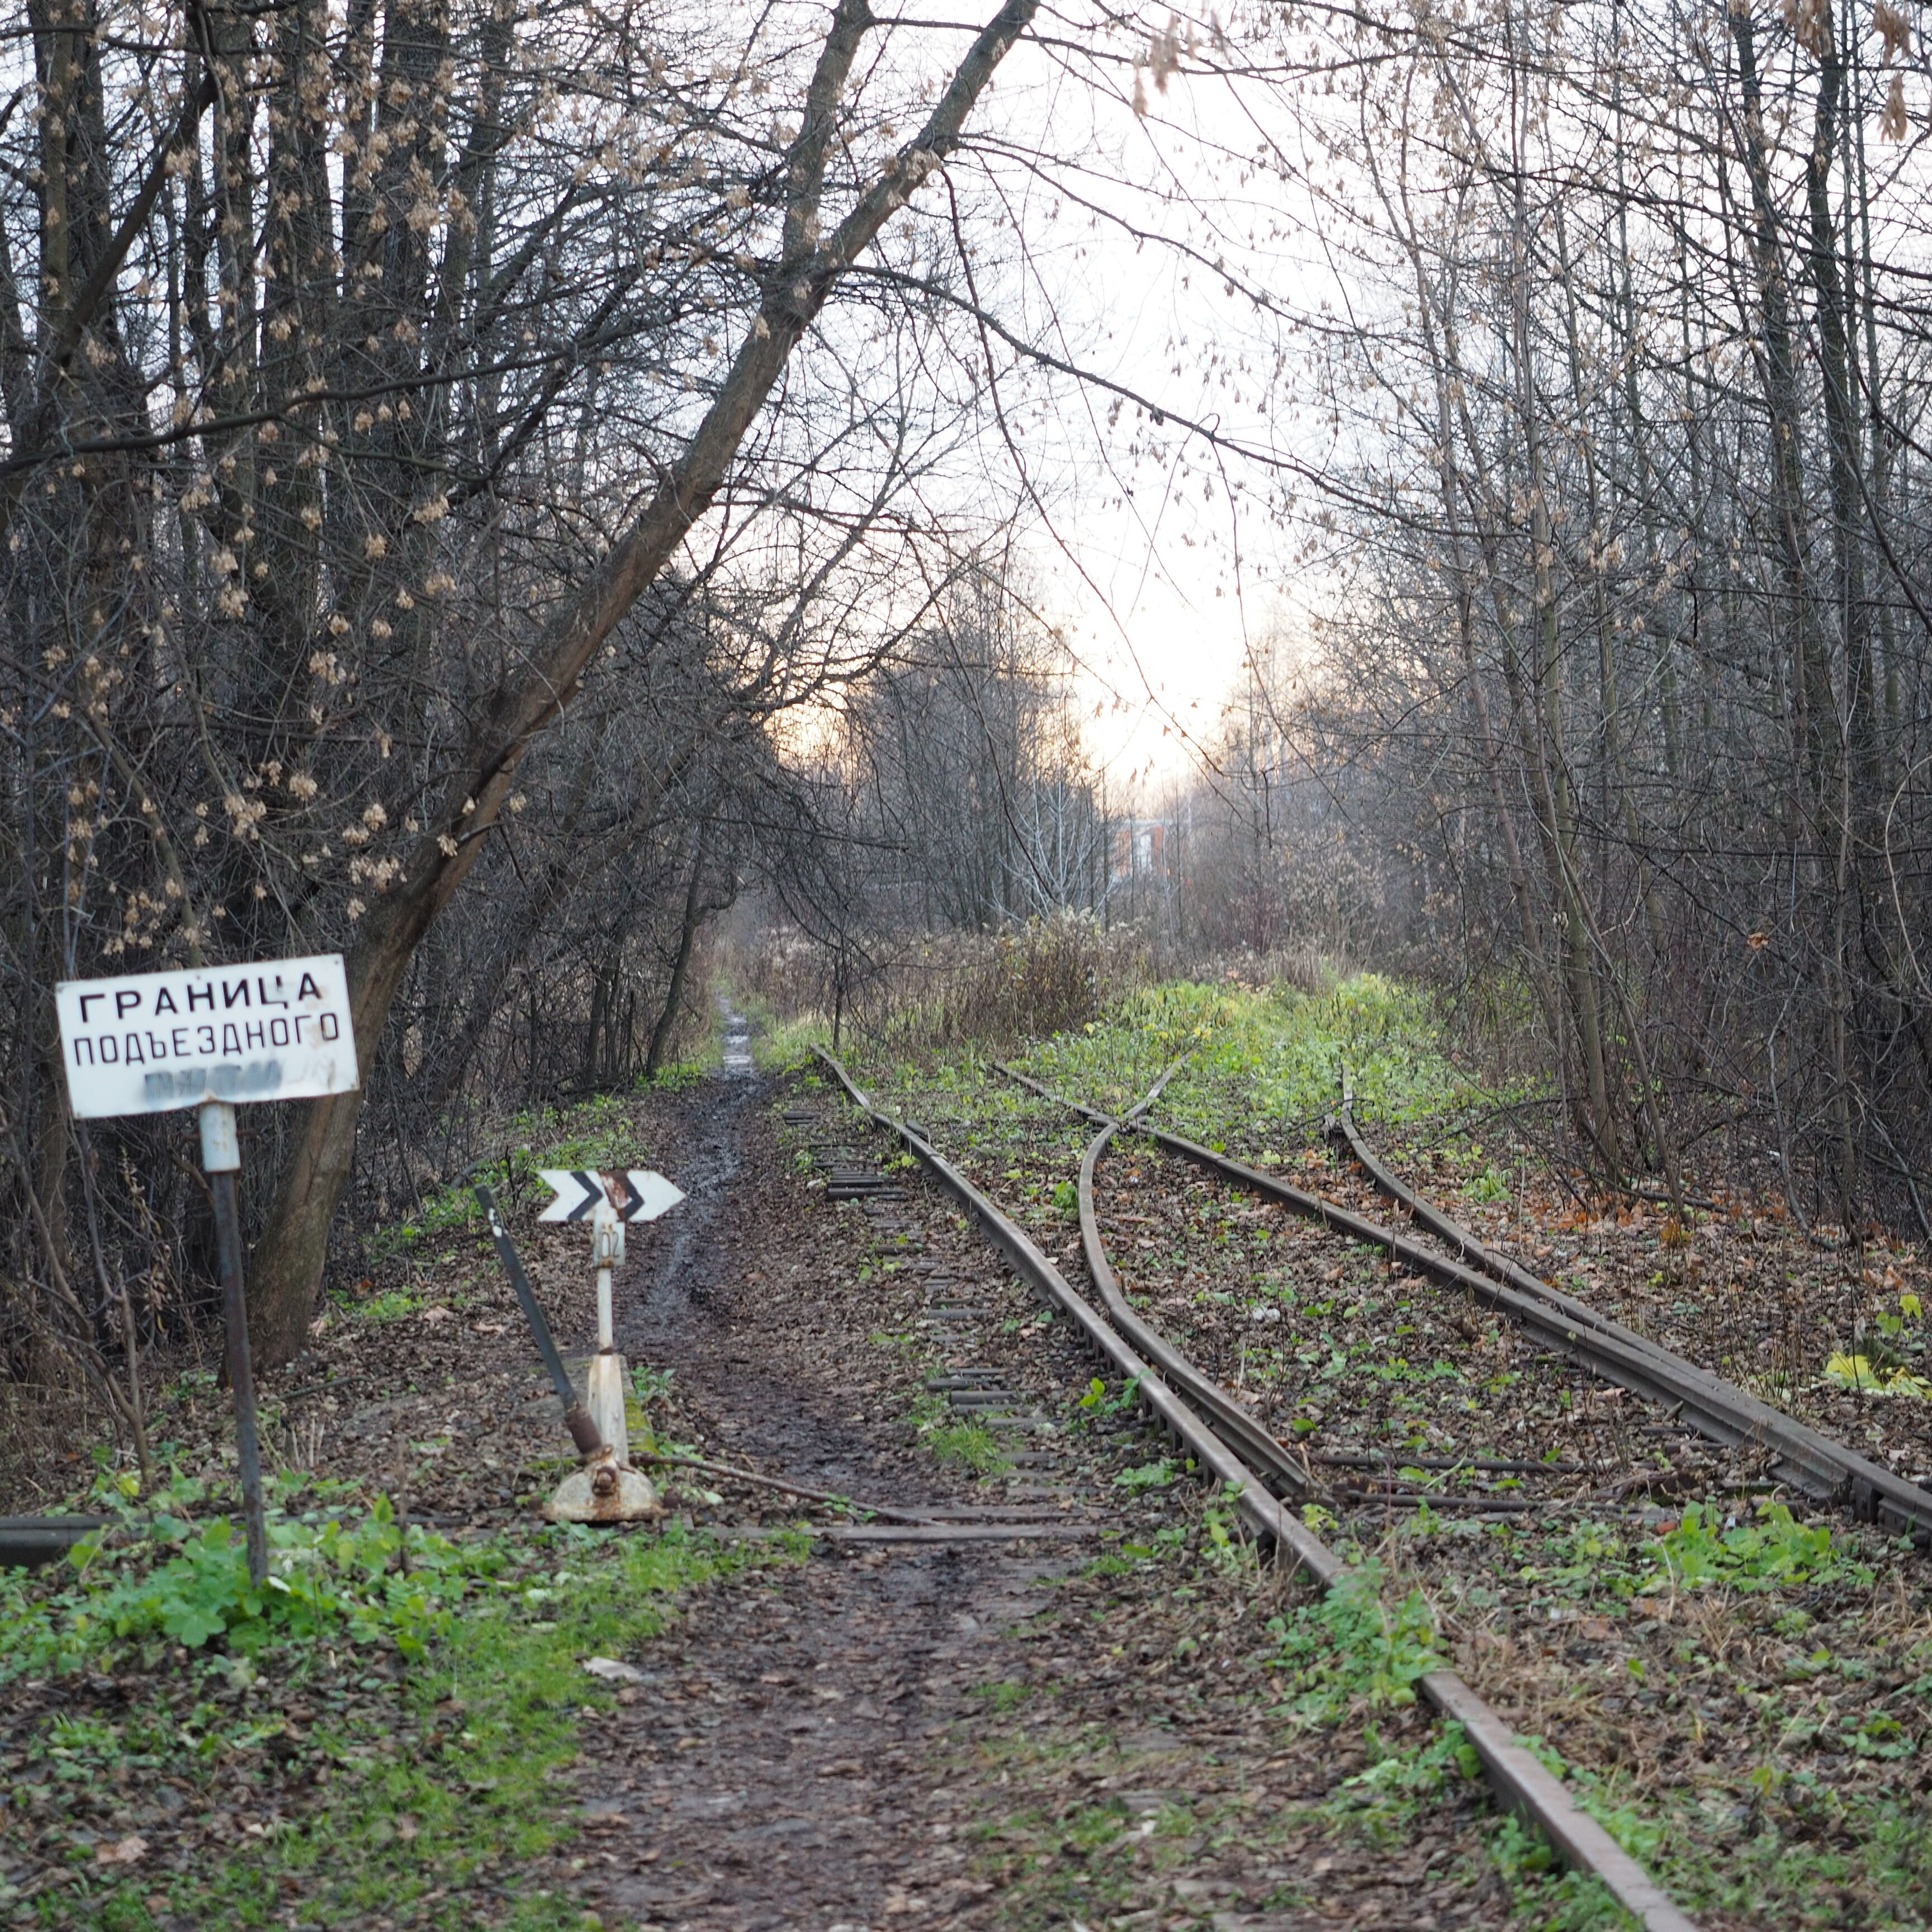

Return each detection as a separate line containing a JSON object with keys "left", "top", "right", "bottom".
{"left": 537, "top": 1169, "right": 685, "bottom": 1223}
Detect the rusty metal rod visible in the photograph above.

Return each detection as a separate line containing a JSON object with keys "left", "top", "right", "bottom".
{"left": 474, "top": 1184, "right": 605, "bottom": 1460}
{"left": 636, "top": 1450, "right": 958, "bottom": 1526}
{"left": 200, "top": 1100, "right": 268, "bottom": 1592}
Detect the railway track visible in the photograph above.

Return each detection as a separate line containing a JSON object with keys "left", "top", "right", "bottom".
{"left": 997, "top": 1061, "right": 1932, "bottom": 1545}
{"left": 37, "top": 1052, "right": 1922, "bottom": 1929}
{"left": 814, "top": 1049, "right": 1700, "bottom": 1932}
{"left": 832, "top": 1040, "right": 1932, "bottom": 1929}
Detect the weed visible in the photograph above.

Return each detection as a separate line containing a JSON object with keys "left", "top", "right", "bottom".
{"left": 1266, "top": 1561, "right": 1442, "bottom": 1718}
{"left": 1482, "top": 1813, "right": 1633, "bottom": 1928}
{"left": 921, "top": 1420, "right": 1014, "bottom": 1476}
{"left": 971, "top": 1679, "right": 1032, "bottom": 1713}
{"left": 1824, "top": 1349, "right": 1932, "bottom": 1398}
{"left": 909, "top": 1390, "right": 1011, "bottom": 1475}
{"left": 1645, "top": 1501, "right": 1873, "bottom": 1595}
{"left": 640, "top": 1057, "right": 710, "bottom": 1092}
{"left": 1076, "top": 1375, "right": 1142, "bottom": 1419}
{"left": 754, "top": 1013, "right": 831, "bottom": 1071}
{"left": 1, "top": 1500, "right": 504, "bottom": 1677}
{"left": 1003, "top": 973, "right": 1521, "bottom": 1145}
{"left": 357, "top": 1289, "right": 422, "bottom": 1324}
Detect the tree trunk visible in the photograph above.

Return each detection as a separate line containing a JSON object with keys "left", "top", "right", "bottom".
{"left": 244, "top": 0, "right": 1041, "bottom": 1362}
{"left": 645, "top": 829, "right": 712, "bottom": 1082}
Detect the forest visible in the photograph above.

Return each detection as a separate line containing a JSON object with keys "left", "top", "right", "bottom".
{"left": 5, "top": 0, "right": 1932, "bottom": 1921}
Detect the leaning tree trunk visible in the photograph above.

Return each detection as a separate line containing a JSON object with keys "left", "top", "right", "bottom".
{"left": 245, "top": 0, "right": 1041, "bottom": 1363}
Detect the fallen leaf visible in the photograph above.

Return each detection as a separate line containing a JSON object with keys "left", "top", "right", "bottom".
{"left": 94, "top": 1836, "right": 148, "bottom": 1866}
{"left": 583, "top": 1655, "right": 646, "bottom": 1684}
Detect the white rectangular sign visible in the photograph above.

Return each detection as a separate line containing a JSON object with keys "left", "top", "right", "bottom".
{"left": 56, "top": 954, "right": 360, "bottom": 1119}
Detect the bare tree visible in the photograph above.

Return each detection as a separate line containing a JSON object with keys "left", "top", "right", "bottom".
{"left": 0, "top": 0, "right": 1044, "bottom": 1384}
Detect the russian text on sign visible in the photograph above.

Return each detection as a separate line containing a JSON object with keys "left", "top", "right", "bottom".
{"left": 56, "top": 955, "right": 361, "bottom": 1118}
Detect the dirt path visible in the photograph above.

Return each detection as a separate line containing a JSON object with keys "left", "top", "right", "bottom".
{"left": 539, "top": 1073, "right": 1517, "bottom": 1931}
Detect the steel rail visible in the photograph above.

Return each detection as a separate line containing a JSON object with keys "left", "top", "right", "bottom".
{"left": 0, "top": 1516, "right": 115, "bottom": 1567}
{"left": 814, "top": 1049, "right": 1699, "bottom": 1932}
{"left": 1076, "top": 1090, "right": 1325, "bottom": 1501}
{"left": 1027, "top": 1057, "right": 1325, "bottom": 1494}
{"left": 1000, "top": 1063, "right": 1932, "bottom": 1545}
{"left": 812, "top": 1049, "right": 1341, "bottom": 1585}
{"left": 1326, "top": 1082, "right": 1705, "bottom": 1370}
{"left": 1327, "top": 1092, "right": 1932, "bottom": 1545}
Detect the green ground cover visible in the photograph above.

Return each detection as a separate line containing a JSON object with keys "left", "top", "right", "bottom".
{"left": 847, "top": 974, "right": 1522, "bottom": 1219}
{"left": 1, "top": 1474, "right": 761, "bottom": 1931}
{"left": 1015, "top": 974, "right": 1509, "bottom": 1142}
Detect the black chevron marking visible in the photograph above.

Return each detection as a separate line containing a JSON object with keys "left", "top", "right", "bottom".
{"left": 566, "top": 1169, "right": 599, "bottom": 1219}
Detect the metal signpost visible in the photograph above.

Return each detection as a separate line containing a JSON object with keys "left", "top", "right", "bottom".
{"left": 56, "top": 955, "right": 359, "bottom": 1584}
{"left": 528, "top": 1168, "right": 684, "bottom": 1522}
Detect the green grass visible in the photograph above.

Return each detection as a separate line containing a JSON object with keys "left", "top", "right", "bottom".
{"left": 356, "top": 1287, "right": 425, "bottom": 1323}
{"left": 1266, "top": 1559, "right": 1445, "bottom": 1722}
{"left": 0, "top": 1497, "right": 503, "bottom": 1677}
{"left": 752, "top": 1012, "right": 830, "bottom": 1072}
{"left": 1016, "top": 973, "right": 1514, "bottom": 1142}
{"left": 846, "top": 973, "right": 1526, "bottom": 1234}
{"left": 920, "top": 1417, "right": 1014, "bottom": 1478}
{"left": 21, "top": 1521, "right": 770, "bottom": 1930}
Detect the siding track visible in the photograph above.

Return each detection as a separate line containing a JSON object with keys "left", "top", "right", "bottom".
{"left": 999, "top": 1062, "right": 1932, "bottom": 1545}
{"left": 816, "top": 1049, "right": 1702, "bottom": 1932}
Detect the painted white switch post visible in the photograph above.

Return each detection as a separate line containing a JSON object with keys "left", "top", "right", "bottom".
{"left": 584, "top": 1201, "right": 630, "bottom": 1466}
{"left": 533, "top": 1167, "right": 683, "bottom": 1523}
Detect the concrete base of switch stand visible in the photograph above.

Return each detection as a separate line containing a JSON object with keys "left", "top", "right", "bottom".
{"left": 544, "top": 1457, "right": 661, "bottom": 1523}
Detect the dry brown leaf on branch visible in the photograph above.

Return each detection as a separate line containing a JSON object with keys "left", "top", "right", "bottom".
{"left": 1875, "top": 0, "right": 1912, "bottom": 61}
{"left": 1784, "top": 0, "right": 1832, "bottom": 54}
{"left": 1882, "top": 70, "right": 1909, "bottom": 139}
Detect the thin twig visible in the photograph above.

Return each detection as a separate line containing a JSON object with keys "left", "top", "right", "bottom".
{"left": 637, "top": 1449, "right": 950, "bottom": 1525}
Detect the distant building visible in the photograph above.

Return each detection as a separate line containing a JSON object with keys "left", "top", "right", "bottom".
{"left": 1112, "top": 818, "right": 1167, "bottom": 882}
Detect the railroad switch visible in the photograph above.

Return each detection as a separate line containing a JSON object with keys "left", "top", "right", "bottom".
{"left": 474, "top": 1177, "right": 667, "bottom": 1525}
{"left": 548, "top": 1197, "right": 660, "bottom": 1524}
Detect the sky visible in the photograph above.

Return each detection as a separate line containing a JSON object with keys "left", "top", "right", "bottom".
{"left": 1034, "top": 509, "right": 1270, "bottom": 788}
{"left": 939, "top": 8, "right": 1341, "bottom": 789}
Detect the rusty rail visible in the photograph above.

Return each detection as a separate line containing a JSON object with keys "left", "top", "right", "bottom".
{"left": 1074, "top": 1077, "right": 1325, "bottom": 1502}
{"left": 1326, "top": 1089, "right": 1932, "bottom": 1544}
{"left": 816, "top": 1049, "right": 1700, "bottom": 1932}
{"left": 998, "top": 1062, "right": 1932, "bottom": 1546}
